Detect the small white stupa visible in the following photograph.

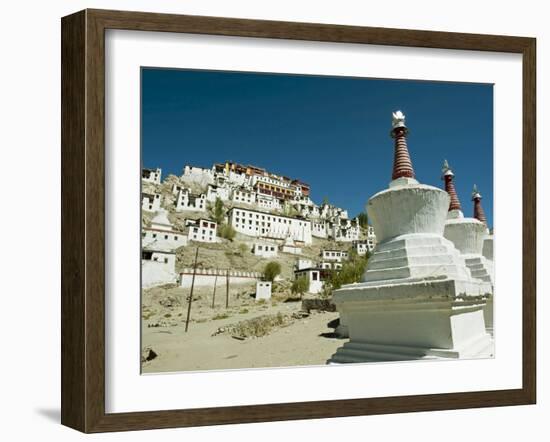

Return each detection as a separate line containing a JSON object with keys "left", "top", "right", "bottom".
{"left": 471, "top": 185, "right": 495, "bottom": 334}
{"left": 150, "top": 209, "right": 173, "bottom": 231}
{"left": 329, "top": 111, "right": 493, "bottom": 363}
{"left": 440, "top": 166, "right": 494, "bottom": 335}
{"left": 442, "top": 163, "right": 493, "bottom": 284}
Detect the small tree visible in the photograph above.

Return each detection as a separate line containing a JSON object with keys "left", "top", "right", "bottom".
{"left": 291, "top": 276, "right": 309, "bottom": 299}
{"left": 212, "top": 197, "right": 225, "bottom": 225}
{"left": 263, "top": 261, "right": 282, "bottom": 282}
{"left": 357, "top": 212, "right": 369, "bottom": 229}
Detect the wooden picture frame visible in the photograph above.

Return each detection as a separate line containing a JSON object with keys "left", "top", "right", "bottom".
{"left": 61, "top": 8, "right": 536, "bottom": 433}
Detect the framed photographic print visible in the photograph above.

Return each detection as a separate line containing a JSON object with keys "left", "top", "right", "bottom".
{"left": 61, "top": 9, "right": 536, "bottom": 433}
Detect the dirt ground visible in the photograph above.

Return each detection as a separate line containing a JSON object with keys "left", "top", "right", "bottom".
{"left": 141, "top": 283, "right": 347, "bottom": 373}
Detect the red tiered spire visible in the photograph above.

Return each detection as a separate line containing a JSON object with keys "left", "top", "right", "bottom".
{"left": 441, "top": 160, "right": 462, "bottom": 212}
{"left": 472, "top": 185, "right": 487, "bottom": 225}
{"left": 391, "top": 111, "right": 415, "bottom": 180}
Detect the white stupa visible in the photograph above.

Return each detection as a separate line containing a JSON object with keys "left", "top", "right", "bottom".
{"left": 150, "top": 209, "right": 173, "bottom": 231}
{"left": 329, "top": 111, "right": 493, "bottom": 363}
{"left": 440, "top": 165, "right": 494, "bottom": 334}
{"left": 442, "top": 163, "right": 493, "bottom": 282}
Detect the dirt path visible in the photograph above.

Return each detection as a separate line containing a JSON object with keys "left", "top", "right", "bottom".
{"left": 142, "top": 305, "right": 347, "bottom": 373}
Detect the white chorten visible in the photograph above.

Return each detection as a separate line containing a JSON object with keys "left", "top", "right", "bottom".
{"left": 150, "top": 209, "right": 173, "bottom": 232}
{"left": 329, "top": 111, "right": 493, "bottom": 363}
{"left": 442, "top": 164, "right": 493, "bottom": 284}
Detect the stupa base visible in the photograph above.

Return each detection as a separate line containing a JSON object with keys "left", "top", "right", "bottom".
{"left": 329, "top": 277, "right": 493, "bottom": 364}
{"left": 329, "top": 334, "right": 494, "bottom": 364}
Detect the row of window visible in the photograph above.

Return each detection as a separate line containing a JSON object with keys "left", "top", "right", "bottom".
{"left": 256, "top": 245, "right": 276, "bottom": 252}
{"left": 232, "top": 210, "right": 309, "bottom": 227}
{"left": 142, "top": 232, "right": 181, "bottom": 241}
{"left": 192, "top": 228, "right": 214, "bottom": 236}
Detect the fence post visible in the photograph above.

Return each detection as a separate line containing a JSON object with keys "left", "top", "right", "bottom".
{"left": 185, "top": 247, "right": 200, "bottom": 332}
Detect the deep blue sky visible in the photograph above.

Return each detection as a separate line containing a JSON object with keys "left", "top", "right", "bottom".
{"left": 142, "top": 68, "right": 493, "bottom": 227}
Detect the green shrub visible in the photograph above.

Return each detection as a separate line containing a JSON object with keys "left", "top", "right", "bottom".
{"left": 326, "top": 254, "right": 369, "bottom": 291}
{"left": 209, "top": 197, "right": 226, "bottom": 225}
{"left": 263, "top": 261, "right": 282, "bottom": 282}
{"left": 291, "top": 276, "right": 309, "bottom": 299}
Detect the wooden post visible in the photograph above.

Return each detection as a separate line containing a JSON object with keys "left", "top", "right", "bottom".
{"left": 211, "top": 273, "right": 218, "bottom": 308}
{"left": 225, "top": 269, "right": 230, "bottom": 309}
{"left": 185, "top": 247, "right": 199, "bottom": 332}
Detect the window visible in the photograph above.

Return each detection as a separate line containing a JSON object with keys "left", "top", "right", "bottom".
{"left": 164, "top": 258, "right": 168, "bottom": 263}
{"left": 152, "top": 234, "right": 157, "bottom": 238}
{"left": 174, "top": 236, "right": 178, "bottom": 240}
{"left": 142, "top": 232, "right": 146, "bottom": 238}
{"left": 164, "top": 235, "right": 168, "bottom": 240}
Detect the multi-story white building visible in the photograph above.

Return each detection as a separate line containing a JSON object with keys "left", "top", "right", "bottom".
{"left": 252, "top": 242, "right": 278, "bottom": 258}
{"left": 228, "top": 207, "right": 312, "bottom": 244}
{"left": 354, "top": 237, "right": 376, "bottom": 256}
{"left": 175, "top": 188, "right": 207, "bottom": 212}
{"left": 312, "top": 221, "right": 328, "bottom": 239}
{"left": 142, "top": 167, "right": 161, "bottom": 184}
{"left": 186, "top": 218, "right": 218, "bottom": 243}
{"left": 142, "top": 192, "right": 161, "bottom": 212}
{"left": 321, "top": 249, "right": 349, "bottom": 262}
{"left": 256, "top": 193, "right": 282, "bottom": 211}
{"left": 231, "top": 189, "right": 256, "bottom": 205}
{"left": 331, "top": 218, "right": 360, "bottom": 242}
{"left": 320, "top": 261, "right": 343, "bottom": 270}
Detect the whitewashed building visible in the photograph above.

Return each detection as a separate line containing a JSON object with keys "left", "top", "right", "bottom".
{"left": 252, "top": 242, "right": 278, "bottom": 258}
{"left": 296, "top": 258, "right": 313, "bottom": 270}
{"left": 142, "top": 192, "right": 161, "bottom": 212}
{"left": 186, "top": 218, "right": 218, "bottom": 243}
{"left": 141, "top": 246, "right": 177, "bottom": 288}
{"left": 255, "top": 281, "right": 272, "bottom": 301}
{"left": 354, "top": 239, "right": 375, "bottom": 256}
{"left": 142, "top": 167, "right": 161, "bottom": 184}
{"left": 331, "top": 218, "right": 360, "bottom": 242}
{"left": 294, "top": 267, "right": 323, "bottom": 294}
{"left": 321, "top": 250, "right": 349, "bottom": 262}
{"left": 231, "top": 189, "right": 256, "bottom": 205}
{"left": 256, "top": 193, "right": 282, "bottom": 211}
{"left": 312, "top": 221, "right": 328, "bottom": 238}
{"left": 228, "top": 207, "right": 312, "bottom": 244}
{"left": 175, "top": 188, "right": 207, "bottom": 212}
{"left": 320, "top": 261, "right": 343, "bottom": 270}
{"left": 142, "top": 210, "right": 187, "bottom": 249}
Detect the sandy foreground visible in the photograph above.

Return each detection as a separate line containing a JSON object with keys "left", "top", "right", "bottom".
{"left": 142, "top": 284, "right": 348, "bottom": 373}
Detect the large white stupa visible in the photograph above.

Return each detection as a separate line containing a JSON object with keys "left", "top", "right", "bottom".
{"left": 329, "top": 111, "right": 493, "bottom": 363}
